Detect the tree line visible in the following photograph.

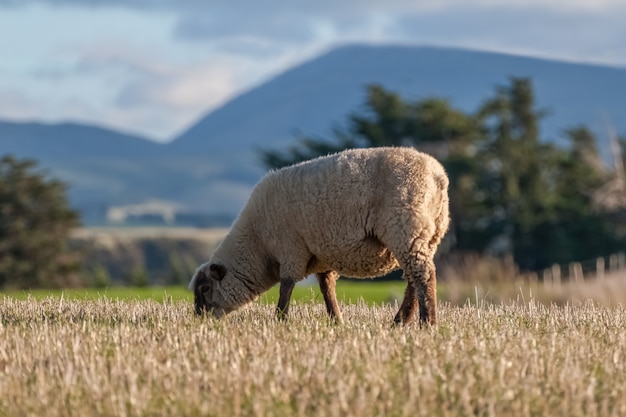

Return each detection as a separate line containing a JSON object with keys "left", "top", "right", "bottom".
{"left": 260, "top": 78, "right": 626, "bottom": 271}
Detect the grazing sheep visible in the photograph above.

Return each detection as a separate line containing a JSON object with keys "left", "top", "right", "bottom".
{"left": 190, "top": 147, "right": 449, "bottom": 325}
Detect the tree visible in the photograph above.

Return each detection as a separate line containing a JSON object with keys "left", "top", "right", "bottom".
{"left": 0, "top": 155, "right": 82, "bottom": 289}
{"left": 86, "top": 264, "right": 112, "bottom": 289}
{"left": 471, "top": 78, "right": 554, "bottom": 266}
{"left": 536, "top": 127, "right": 622, "bottom": 266}
{"left": 472, "top": 82, "right": 624, "bottom": 270}
{"left": 126, "top": 264, "right": 149, "bottom": 287}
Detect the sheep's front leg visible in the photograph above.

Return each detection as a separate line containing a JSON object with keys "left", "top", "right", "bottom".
{"left": 317, "top": 271, "right": 343, "bottom": 323}
{"left": 276, "top": 278, "right": 296, "bottom": 321}
{"left": 393, "top": 279, "right": 418, "bottom": 325}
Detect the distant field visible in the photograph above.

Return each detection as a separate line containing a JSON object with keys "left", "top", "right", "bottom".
{"left": 6, "top": 270, "right": 626, "bottom": 308}
{"left": 2, "top": 286, "right": 194, "bottom": 302}
{"left": 2, "top": 281, "right": 408, "bottom": 306}
{"left": 1, "top": 296, "right": 624, "bottom": 417}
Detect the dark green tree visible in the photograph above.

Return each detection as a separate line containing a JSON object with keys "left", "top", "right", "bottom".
{"left": 532, "top": 127, "right": 621, "bottom": 267}
{"left": 87, "top": 264, "right": 112, "bottom": 289}
{"left": 0, "top": 155, "right": 82, "bottom": 289}
{"left": 472, "top": 78, "right": 554, "bottom": 266}
{"left": 474, "top": 80, "right": 622, "bottom": 269}
{"left": 126, "top": 264, "right": 149, "bottom": 287}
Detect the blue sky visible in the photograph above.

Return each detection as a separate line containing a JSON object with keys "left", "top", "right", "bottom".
{"left": 1, "top": 1, "right": 625, "bottom": 142}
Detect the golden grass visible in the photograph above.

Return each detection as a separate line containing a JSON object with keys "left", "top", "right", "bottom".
{"left": 1, "top": 296, "right": 625, "bottom": 417}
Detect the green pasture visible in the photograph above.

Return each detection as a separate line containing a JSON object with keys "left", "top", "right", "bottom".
{"left": 1, "top": 280, "right": 409, "bottom": 306}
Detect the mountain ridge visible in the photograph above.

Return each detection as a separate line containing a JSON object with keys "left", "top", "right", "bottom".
{"left": 2, "top": 43, "right": 626, "bottom": 224}
{"left": 172, "top": 44, "right": 626, "bottom": 151}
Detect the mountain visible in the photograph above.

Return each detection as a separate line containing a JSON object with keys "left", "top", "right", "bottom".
{"left": 0, "top": 121, "right": 162, "bottom": 158}
{"left": 0, "top": 122, "right": 166, "bottom": 216}
{"left": 2, "top": 44, "right": 626, "bottom": 225}
{"left": 173, "top": 45, "right": 626, "bottom": 152}
{"left": 0, "top": 120, "right": 254, "bottom": 223}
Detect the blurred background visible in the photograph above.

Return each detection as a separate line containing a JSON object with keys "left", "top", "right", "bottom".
{"left": 1, "top": 1, "right": 626, "bottom": 304}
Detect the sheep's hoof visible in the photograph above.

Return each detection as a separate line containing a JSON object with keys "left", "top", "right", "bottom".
{"left": 276, "top": 309, "right": 289, "bottom": 322}
{"left": 392, "top": 313, "right": 415, "bottom": 327}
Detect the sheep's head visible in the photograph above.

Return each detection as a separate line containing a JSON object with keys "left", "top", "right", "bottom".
{"left": 190, "top": 262, "right": 229, "bottom": 318}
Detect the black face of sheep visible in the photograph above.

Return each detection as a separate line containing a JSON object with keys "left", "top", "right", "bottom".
{"left": 193, "top": 263, "right": 227, "bottom": 317}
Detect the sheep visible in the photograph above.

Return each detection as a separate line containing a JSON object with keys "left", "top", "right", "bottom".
{"left": 189, "top": 146, "right": 449, "bottom": 325}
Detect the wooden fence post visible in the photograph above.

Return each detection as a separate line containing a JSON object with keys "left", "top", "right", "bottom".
{"left": 570, "top": 262, "right": 583, "bottom": 282}
{"left": 551, "top": 264, "right": 561, "bottom": 287}
{"left": 528, "top": 272, "right": 539, "bottom": 296}
{"left": 543, "top": 268, "right": 552, "bottom": 287}
{"left": 596, "top": 257, "right": 605, "bottom": 280}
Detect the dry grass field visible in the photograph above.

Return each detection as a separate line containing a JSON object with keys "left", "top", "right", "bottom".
{"left": 1, "top": 295, "right": 625, "bottom": 417}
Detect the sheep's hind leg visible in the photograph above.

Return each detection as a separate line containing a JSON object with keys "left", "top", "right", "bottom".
{"left": 397, "top": 253, "right": 437, "bottom": 326}
{"left": 317, "top": 271, "right": 343, "bottom": 323}
{"left": 416, "top": 262, "right": 437, "bottom": 326}
{"left": 276, "top": 278, "right": 296, "bottom": 321}
{"left": 393, "top": 279, "right": 418, "bottom": 325}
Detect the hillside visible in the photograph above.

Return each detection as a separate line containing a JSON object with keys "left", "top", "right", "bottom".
{"left": 0, "top": 121, "right": 173, "bottom": 223}
{"left": 0, "top": 121, "right": 162, "bottom": 158}
{"left": 0, "top": 121, "right": 253, "bottom": 223}
{"left": 2, "top": 44, "right": 626, "bottom": 224}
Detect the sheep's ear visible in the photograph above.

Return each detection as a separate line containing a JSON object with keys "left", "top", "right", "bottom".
{"left": 209, "top": 263, "right": 227, "bottom": 281}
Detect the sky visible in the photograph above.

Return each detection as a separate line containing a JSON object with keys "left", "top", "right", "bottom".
{"left": 1, "top": 1, "right": 625, "bottom": 142}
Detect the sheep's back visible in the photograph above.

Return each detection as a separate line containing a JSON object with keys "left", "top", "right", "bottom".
{"left": 245, "top": 147, "right": 447, "bottom": 264}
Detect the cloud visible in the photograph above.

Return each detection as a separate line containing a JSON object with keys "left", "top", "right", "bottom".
{"left": 163, "top": 1, "right": 626, "bottom": 69}
{"left": 174, "top": 11, "right": 320, "bottom": 43}
{"left": 2, "top": 0, "right": 624, "bottom": 11}
{"left": 0, "top": 38, "right": 249, "bottom": 140}
{"left": 0, "top": 89, "right": 39, "bottom": 120}
{"left": 113, "top": 59, "right": 237, "bottom": 111}
{"left": 17, "top": 39, "right": 271, "bottom": 140}
{"left": 4, "top": 1, "right": 624, "bottom": 61}
{"left": 389, "top": 6, "right": 626, "bottom": 66}
{"left": 2, "top": 0, "right": 625, "bottom": 141}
